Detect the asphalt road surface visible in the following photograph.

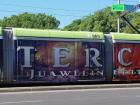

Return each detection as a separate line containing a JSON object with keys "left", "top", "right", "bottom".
{"left": 0, "top": 87, "right": 140, "bottom": 105}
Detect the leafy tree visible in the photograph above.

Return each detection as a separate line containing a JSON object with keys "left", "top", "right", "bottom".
{"left": 63, "top": 19, "right": 81, "bottom": 31}
{"left": 64, "top": 7, "right": 140, "bottom": 33}
{"left": 0, "top": 20, "right": 2, "bottom": 26}
{"left": 122, "top": 13, "right": 140, "bottom": 33}
{"left": 79, "top": 16, "right": 94, "bottom": 31}
{"left": 0, "top": 12, "right": 60, "bottom": 29}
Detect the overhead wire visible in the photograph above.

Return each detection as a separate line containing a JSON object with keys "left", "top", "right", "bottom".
{"left": 0, "top": 3, "right": 93, "bottom": 18}
{"left": 122, "top": 0, "right": 140, "bottom": 3}
{"left": 113, "top": 0, "right": 140, "bottom": 3}
{"left": 0, "top": 3, "right": 91, "bottom": 13}
{"left": 0, "top": 9, "right": 84, "bottom": 18}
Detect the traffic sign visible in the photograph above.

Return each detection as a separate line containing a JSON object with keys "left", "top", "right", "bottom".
{"left": 112, "top": 4, "right": 125, "bottom": 12}
{"left": 125, "top": 5, "right": 135, "bottom": 11}
{"left": 112, "top": 4, "right": 135, "bottom": 12}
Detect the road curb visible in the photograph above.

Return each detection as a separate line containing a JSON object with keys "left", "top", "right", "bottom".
{"left": 0, "top": 83, "right": 140, "bottom": 93}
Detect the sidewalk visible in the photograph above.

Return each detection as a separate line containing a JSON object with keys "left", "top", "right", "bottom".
{"left": 0, "top": 83, "right": 140, "bottom": 93}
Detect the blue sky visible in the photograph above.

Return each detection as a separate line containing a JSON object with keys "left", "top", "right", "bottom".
{"left": 0, "top": 0, "right": 139, "bottom": 28}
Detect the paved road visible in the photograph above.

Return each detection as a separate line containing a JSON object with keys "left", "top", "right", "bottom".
{"left": 0, "top": 87, "right": 140, "bottom": 105}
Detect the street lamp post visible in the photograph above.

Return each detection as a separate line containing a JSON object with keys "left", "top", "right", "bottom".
{"left": 117, "top": 0, "right": 120, "bottom": 33}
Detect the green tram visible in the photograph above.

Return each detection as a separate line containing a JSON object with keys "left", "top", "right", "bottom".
{"left": 0, "top": 27, "right": 140, "bottom": 84}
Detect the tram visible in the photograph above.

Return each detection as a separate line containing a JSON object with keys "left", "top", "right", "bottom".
{"left": 0, "top": 27, "right": 140, "bottom": 84}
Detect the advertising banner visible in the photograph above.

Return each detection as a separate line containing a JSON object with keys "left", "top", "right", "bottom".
{"left": 16, "top": 40, "right": 105, "bottom": 82}
{"left": 113, "top": 43, "right": 140, "bottom": 81}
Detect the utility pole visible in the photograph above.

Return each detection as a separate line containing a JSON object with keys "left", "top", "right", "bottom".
{"left": 117, "top": 0, "right": 120, "bottom": 33}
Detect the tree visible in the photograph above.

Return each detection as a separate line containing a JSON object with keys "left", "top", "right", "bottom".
{"left": 63, "top": 19, "right": 81, "bottom": 31}
{"left": 0, "top": 12, "right": 60, "bottom": 29}
{"left": 63, "top": 7, "right": 140, "bottom": 33}
{"left": 122, "top": 13, "right": 140, "bottom": 33}
{"left": 0, "top": 20, "right": 2, "bottom": 26}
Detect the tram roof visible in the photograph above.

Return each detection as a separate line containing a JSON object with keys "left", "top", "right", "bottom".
{"left": 12, "top": 28, "right": 104, "bottom": 40}
{"left": 111, "top": 32, "right": 140, "bottom": 41}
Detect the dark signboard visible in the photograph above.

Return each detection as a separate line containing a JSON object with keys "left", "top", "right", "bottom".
{"left": 113, "top": 43, "right": 140, "bottom": 81}
{"left": 15, "top": 39, "right": 105, "bottom": 82}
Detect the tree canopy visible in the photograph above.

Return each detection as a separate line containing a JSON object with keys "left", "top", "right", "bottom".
{"left": 63, "top": 7, "right": 140, "bottom": 33}
{"left": 0, "top": 12, "right": 60, "bottom": 29}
